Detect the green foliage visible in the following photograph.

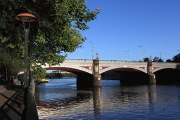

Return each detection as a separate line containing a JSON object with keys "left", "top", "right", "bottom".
{"left": 143, "top": 57, "right": 149, "bottom": 62}
{"left": 0, "top": 48, "right": 23, "bottom": 77}
{"left": 153, "top": 57, "right": 163, "bottom": 62}
{"left": 61, "top": 72, "right": 76, "bottom": 78}
{"left": 166, "top": 59, "right": 173, "bottom": 62}
{"left": 143, "top": 57, "right": 164, "bottom": 62}
{"left": 0, "top": 0, "right": 100, "bottom": 66}
{"left": 46, "top": 73, "right": 62, "bottom": 78}
{"left": 172, "top": 53, "right": 180, "bottom": 63}
{"left": 33, "top": 66, "right": 46, "bottom": 79}
{"left": 163, "top": 53, "right": 180, "bottom": 63}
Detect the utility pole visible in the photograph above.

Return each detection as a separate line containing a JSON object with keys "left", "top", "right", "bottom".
{"left": 81, "top": 47, "right": 84, "bottom": 59}
{"left": 125, "top": 50, "right": 129, "bottom": 61}
{"left": 90, "top": 41, "right": 94, "bottom": 59}
{"left": 177, "top": 50, "right": 180, "bottom": 63}
{"left": 139, "top": 46, "right": 144, "bottom": 61}
{"left": 160, "top": 52, "right": 163, "bottom": 61}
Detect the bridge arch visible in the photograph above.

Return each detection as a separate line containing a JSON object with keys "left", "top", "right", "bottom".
{"left": 153, "top": 66, "right": 180, "bottom": 73}
{"left": 153, "top": 68, "right": 180, "bottom": 85}
{"left": 100, "top": 66, "right": 147, "bottom": 74}
{"left": 43, "top": 66, "right": 92, "bottom": 74}
{"left": 43, "top": 65, "right": 94, "bottom": 88}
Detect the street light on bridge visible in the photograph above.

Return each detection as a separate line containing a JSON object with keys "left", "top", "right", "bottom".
{"left": 177, "top": 50, "right": 180, "bottom": 63}
{"left": 90, "top": 41, "right": 94, "bottom": 59}
{"left": 139, "top": 46, "right": 144, "bottom": 61}
{"left": 15, "top": 13, "right": 36, "bottom": 87}
{"left": 160, "top": 52, "right": 163, "bottom": 61}
{"left": 125, "top": 50, "right": 129, "bottom": 61}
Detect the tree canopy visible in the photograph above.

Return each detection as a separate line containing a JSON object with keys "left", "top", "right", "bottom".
{"left": 172, "top": 53, "right": 180, "bottom": 63}
{"left": 0, "top": 48, "right": 23, "bottom": 80}
{"left": 0, "top": 0, "right": 100, "bottom": 66}
{"left": 142, "top": 53, "right": 180, "bottom": 63}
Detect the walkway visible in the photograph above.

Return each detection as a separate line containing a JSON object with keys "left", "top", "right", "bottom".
{"left": 0, "top": 85, "right": 24, "bottom": 120}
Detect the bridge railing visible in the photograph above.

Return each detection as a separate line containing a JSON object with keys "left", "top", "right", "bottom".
{"left": 99, "top": 60, "right": 146, "bottom": 63}
{"left": 153, "top": 62, "right": 180, "bottom": 66}
{"left": 64, "top": 59, "right": 92, "bottom": 62}
{"left": 65, "top": 59, "right": 147, "bottom": 63}
{"left": 42, "top": 59, "right": 180, "bottom": 70}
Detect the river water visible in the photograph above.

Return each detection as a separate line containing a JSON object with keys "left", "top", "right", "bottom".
{"left": 35, "top": 78, "right": 180, "bottom": 120}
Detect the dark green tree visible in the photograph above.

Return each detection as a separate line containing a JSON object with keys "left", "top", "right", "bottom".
{"left": 0, "top": 48, "right": 23, "bottom": 80}
{"left": 0, "top": 0, "right": 100, "bottom": 66}
{"left": 166, "top": 59, "right": 173, "bottom": 62}
{"left": 153, "top": 57, "right": 163, "bottom": 62}
{"left": 33, "top": 66, "right": 46, "bottom": 80}
{"left": 172, "top": 53, "right": 180, "bottom": 63}
{"left": 143, "top": 57, "right": 149, "bottom": 62}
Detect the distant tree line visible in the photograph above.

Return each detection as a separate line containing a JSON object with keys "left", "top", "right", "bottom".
{"left": 143, "top": 53, "right": 180, "bottom": 63}
{"left": 46, "top": 72, "right": 76, "bottom": 78}
{"left": 46, "top": 73, "right": 62, "bottom": 79}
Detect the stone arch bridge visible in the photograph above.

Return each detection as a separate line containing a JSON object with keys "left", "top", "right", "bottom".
{"left": 42, "top": 59, "right": 180, "bottom": 87}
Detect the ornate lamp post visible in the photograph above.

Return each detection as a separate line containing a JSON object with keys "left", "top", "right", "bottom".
{"left": 15, "top": 13, "right": 36, "bottom": 87}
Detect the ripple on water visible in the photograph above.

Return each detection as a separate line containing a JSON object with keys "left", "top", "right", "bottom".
{"left": 36, "top": 79, "right": 180, "bottom": 120}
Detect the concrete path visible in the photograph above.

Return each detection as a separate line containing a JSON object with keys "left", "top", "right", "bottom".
{"left": 0, "top": 85, "right": 24, "bottom": 120}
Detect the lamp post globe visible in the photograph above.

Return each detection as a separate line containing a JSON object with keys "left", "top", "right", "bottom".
{"left": 15, "top": 13, "right": 36, "bottom": 87}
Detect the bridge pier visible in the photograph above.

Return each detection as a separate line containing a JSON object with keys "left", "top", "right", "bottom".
{"left": 147, "top": 60, "right": 156, "bottom": 85}
{"left": 76, "top": 73, "right": 93, "bottom": 89}
{"left": 76, "top": 54, "right": 102, "bottom": 89}
{"left": 92, "top": 54, "right": 102, "bottom": 87}
{"left": 93, "top": 73, "right": 101, "bottom": 87}
{"left": 148, "top": 74, "right": 156, "bottom": 84}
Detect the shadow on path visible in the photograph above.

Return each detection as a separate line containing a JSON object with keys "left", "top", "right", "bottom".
{"left": 0, "top": 84, "right": 24, "bottom": 120}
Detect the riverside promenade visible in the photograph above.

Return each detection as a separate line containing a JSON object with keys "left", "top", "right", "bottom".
{"left": 0, "top": 81, "right": 39, "bottom": 120}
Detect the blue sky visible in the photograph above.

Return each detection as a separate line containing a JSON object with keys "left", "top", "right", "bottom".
{"left": 67, "top": 0, "right": 180, "bottom": 61}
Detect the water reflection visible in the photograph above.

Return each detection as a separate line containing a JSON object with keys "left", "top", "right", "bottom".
{"left": 36, "top": 79, "right": 180, "bottom": 120}
{"left": 93, "top": 87, "right": 102, "bottom": 120}
{"left": 148, "top": 85, "right": 157, "bottom": 111}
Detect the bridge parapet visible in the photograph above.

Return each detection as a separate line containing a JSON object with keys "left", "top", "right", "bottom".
{"left": 62, "top": 60, "right": 92, "bottom": 66}
{"left": 153, "top": 62, "right": 180, "bottom": 66}
{"left": 42, "top": 59, "right": 93, "bottom": 74}
{"left": 41, "top": 59, "right": 180, "bottom": 75}
{"left": 99, "top": 60, "right": 146, "bottom": 63}
{"left": 99, "top": 61, "right": 147, "bottom": 74}
{"left": 152, "top": 62, "right": 180, "bottom": 73}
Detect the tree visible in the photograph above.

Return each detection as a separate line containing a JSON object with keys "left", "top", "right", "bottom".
{"left": 153, "top": 57, "right": 163, "bottom": 62}
{"left": 143, "top": 57, "right": 149, "bottom": 62}
{"left": 172, "top": 53, "right": 180, "bottom": 63}
{"left": 166, "top": 59, "right": 173, "bottom": 62}
{"left": 33, "top": 66, "right": 46, "bottom": 80}
{"left": 0, "top": 0, "right": 100, "bottom": 66}
{"left": 0, "top": 48, "right": 23, "bottom": 80}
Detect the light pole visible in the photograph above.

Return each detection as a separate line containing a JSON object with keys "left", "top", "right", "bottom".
{"left": 177, "top": 50, "right": 180, "bottom": 63}
{"left": 81, "top": 47, "right": 84, "bottom": 59}
{"left": 125, "top": 50, "right": 129, "bottom": 61}
{"left": 139, "top": 46, "right": 144, "bottom": 61}
{"left": 15, "top": 13, "right": 36, "bottom": 87}
{"left": 160, "top": 52, "right": 163, "bottom": 61}
{"left": 90, "top": 41, "right": 94, "bottom": 59}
